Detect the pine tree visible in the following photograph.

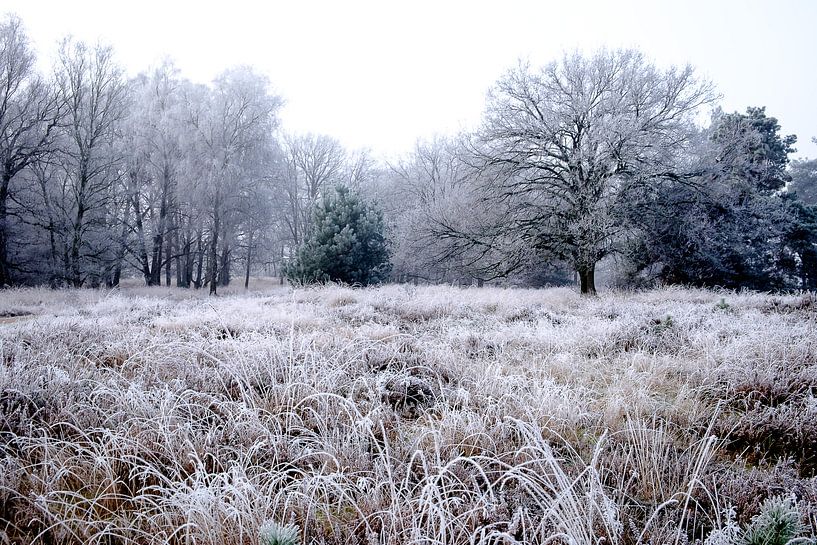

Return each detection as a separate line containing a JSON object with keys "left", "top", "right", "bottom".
{"left": 285, "top": 185, "right": 391, "bottom": 285}
{"left": 789, "top": 156, "right": 817, "bottom": 206}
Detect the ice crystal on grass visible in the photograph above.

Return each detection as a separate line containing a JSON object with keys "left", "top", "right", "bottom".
{"left": 259, "top": 520, "right": 300, "bottom": 545}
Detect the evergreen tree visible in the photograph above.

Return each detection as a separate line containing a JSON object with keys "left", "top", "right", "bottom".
{"left": 285, "top": 185, "right": 390, "bottom": 285}
{"left": 780, "top": 196, "right": 817, "bottom": 290}
{"left": 789, "top": 156, "right": 817, "bottom": 206}
{"left": 711, "top": 106, "right": 797, "bottom": 193}
{"left": 628, "top": 107, "right": 805, "bottom": 290}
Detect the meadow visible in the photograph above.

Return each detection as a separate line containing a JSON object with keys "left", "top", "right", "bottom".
{"left": 0, "top": 282, "right": 815, "bottom": 544}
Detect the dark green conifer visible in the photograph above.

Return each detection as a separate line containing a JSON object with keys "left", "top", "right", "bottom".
{"left": 285, "top": 185, "right": 391, "bottom": 285}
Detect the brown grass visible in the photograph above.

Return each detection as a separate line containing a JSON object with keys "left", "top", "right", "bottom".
{"left": 0, "top": 283, "right": 815, "bottom": 544}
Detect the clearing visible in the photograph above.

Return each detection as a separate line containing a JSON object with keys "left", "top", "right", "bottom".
{"left": 0, "top": 284, "right": 815, "bottom": 544}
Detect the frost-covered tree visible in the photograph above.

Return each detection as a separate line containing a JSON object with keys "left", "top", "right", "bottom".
{"left": 0, "top": 19, "right": 295, "bottom": 290}
{"left": 122, "top": 61, "right": 186, "bottom": 286}
{"left": 779, "top": 197, "right": 817, "bottom": 290}
{"left": 388, "top": 136, "right": 523, "bottom": 284}
{"left": 184, "top": 67, "right": 281, "bottom": 295}
{"left": 628, "top": 107, "right": 807, "bottom": 290}
{"left": 782, "top": 138, "right": 817, "bottom": 289}
{"left": 49, "top": 38, "right": 127, "bottom": 287}
{"left": 467, "top": 49, "right": 715, "bottom": 294}
{"left": 389, "top": 136, "right": 475, "bottom": 282}
{"left": 789, "top": 152, "right": 817, "bottom": 206}
{"left": 285, "top": 185, "right": 390, "bottom": 285}
{"left": 0, "top": 15, "right": 60, "bottom": 285}
{"left": 277, "top": 133, "right": 346, "bottom": 249}
{"left": 710, "top": 106, "right": 797, "bottom": 193}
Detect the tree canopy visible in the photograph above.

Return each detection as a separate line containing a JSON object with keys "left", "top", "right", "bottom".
{"left": 790, "top": 154, "right": 817, "bottom": 206}
{"left": 464, "top": 49, "right": 715, "bottom": 294}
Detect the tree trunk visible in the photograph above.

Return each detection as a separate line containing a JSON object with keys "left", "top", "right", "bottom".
{"left": 150, "top": 231, "right": 163, "bottom": 286}
{"left": 130, "top": 184, "right": 153, "bottom": 286}
{"left": 70, "top": 173, "right": 88, "bottom": 288}
{"left": 111, "top": 199, "right": 131, "bottom": 288}
{"left": 218, "top": 241, "right": 230, "bottom": 287}
{"left": 194, "top": 232, "right": 204, "bottom": 289}
{"left": 36, "top": 172, "right": 60, "bottom": 287}
{"left": 578, "top": 264, "right": 597, "bottom": 296}
{"left": 150, "top": 181, "right": 170, "bottom": 286}
{"left": 183, "top": 228, "right": 195, "bottom": 288}
{"left": 175, "top": 222, "right": 184, "bottom": 288}
{"left": 165, "top": 220, "right": 173, "bottom": 287}
{"left": 0, "top": 173, "right": 11, "bottom": 286}
{"left": 244, "top": 231, "right": 252, "bottom": 290}
{"left": 47, "top": 215, "right": 59, "bottom": 287}
{"left": 208, "top": 211, "right": 220, "bottom": 296}
{"left": 280, "top": 245, "right": 285, "bottom": 285}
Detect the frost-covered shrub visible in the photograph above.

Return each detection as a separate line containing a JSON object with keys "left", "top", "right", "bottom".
{"left": 739, "top": 495, "right": 807, "bottom": 545}
{"left": 259, "top": 520, "right": 300, "bottom": 545}
{"left": 704, "top": 508, "right": 742, "bottom": 545}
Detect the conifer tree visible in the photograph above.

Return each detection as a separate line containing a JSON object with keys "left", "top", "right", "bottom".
{"left": 285, "top": 185, "right": 390, "bottom": 285}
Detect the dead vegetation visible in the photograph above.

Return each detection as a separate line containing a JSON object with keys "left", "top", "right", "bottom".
{"left": 0, "top": 284, "right": 815, "bottom": 544}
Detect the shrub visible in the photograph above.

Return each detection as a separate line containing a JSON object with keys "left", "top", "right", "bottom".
{"left": 259, "top": 520, "right": 300, "bottom": 545}
{"left": 285, "top": 185, "right": 391, "bottom": 285}
{"left": 739, "top": 495, "right": 807, "bottom": 545}
{"left": 716, "top": 298, "right": 732, "bottom": 311}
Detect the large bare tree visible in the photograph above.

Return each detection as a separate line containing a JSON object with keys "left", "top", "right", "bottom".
{"left": 52, "top": 38, "right": 127, "bottom": 287}
{"left": 0, "top": 15, "right": 60, "bottom": 285}
{"left": 471, "top": 49, "right": 715, "bottom": 294}
{"left": 122, "top": 61, "right": 185, "bottom": 286}
{"left": 278, "top": 133, "right": 346, "bottom": 248}
{"left": 388, "top": 136, "right": 510, "bottom": 283}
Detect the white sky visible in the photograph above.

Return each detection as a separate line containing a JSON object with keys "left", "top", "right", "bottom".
{"left": 5, "top": 0, "right": 817, "bottom": 160}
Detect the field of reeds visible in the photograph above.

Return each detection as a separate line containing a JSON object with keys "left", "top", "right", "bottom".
{"left": 0, "top": 283, "right": 815, "bottom": 544}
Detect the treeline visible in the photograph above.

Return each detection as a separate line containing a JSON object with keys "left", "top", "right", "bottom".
{"left": 1, "top": 15, "right": 816, "bottom": 294}
{"left": 0, "top": 16, "right": 371, "bottom": 294}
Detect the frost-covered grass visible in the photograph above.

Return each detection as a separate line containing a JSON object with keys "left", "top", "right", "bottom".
{"left": 0, "top": 283, "right": 815, "bottom": 544}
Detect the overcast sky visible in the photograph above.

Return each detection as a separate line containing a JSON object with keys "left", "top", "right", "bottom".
{"left": 5, "top": 0, "right": 817, "bottom": 160}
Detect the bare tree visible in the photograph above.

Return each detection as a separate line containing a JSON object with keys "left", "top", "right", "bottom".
{"left": 344, "top": 148, "right": 375, "bottom": 190}
{"left": 0, "top": 15, "right": 61, "bottom": 285}
{"left": 389, "top": 136, "right": 490, "bottom": 283}
{"left": 470, "top": 49, "right": 715, "bottom": 294}
{"left": 52, "top": 38, "right": 127, "bottom": 287}
{"left": 278, "top": 133, "right": 345, "bottom": 248}
{"left": 185, "top": 67, "right": 281, "bottom": 295}
{"left": 122, "top": 61, "right": 184, "bottom": 285}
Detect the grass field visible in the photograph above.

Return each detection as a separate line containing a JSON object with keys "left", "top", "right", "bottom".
{"left": 1, "top": 283, "right": 815, "bottom": 544}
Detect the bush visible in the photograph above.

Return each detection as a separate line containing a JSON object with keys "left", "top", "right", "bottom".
{"left": 285, "top": 185, "right": 391, "bottom": 285}
{"left": 259, "top": 520, "right": 300, "bottom": 545}
{"left": 739, "top": 495, "right": 807, "bottom": 545}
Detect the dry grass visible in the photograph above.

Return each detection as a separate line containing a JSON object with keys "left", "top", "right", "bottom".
{"left": 0, "top": 282, "right": 815, "bottom": 544}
